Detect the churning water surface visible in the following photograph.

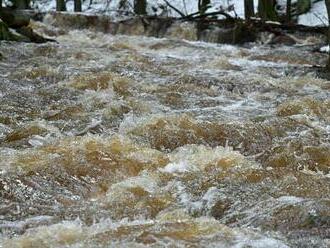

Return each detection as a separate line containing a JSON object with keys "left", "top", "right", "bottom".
{"left": 0, "top": 17, "right": 329, "bottom": 247}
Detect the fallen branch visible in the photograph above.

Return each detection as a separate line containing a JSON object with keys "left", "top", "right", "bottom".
{"left": 0, "top": 8, "right": 55, "bottom": 42}
{"left": 183, "top": 10, "right": 235, "bottom": 21}
{"left": 17, "top": 26, "right": 55, "bottom": 43}
{"left": 181, "top": 10, "right": 201, "bottom": 19}
{"left": 163, "top": 0, "right": 186, "bottom": 18}
{"left": 0, "top": 18, "right": 15, "bottom": 40}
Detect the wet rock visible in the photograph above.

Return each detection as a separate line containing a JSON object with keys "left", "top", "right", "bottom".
{"left": 199, "top": 22, "right": 256, "bottom": 44}
{"left": 0, "top": 10, "right": 55, "bottom": 42}
{"left": 210, "top": 200, "right": 231, "bottom": 220}
{"left": 269, "top": 34, "right": 297, "bottom": 45}
{"left": 232, "top": 22, "right": 257, "bottom": 44}
{"left": 16, "top": 26, "right": 54, "bottom": 43}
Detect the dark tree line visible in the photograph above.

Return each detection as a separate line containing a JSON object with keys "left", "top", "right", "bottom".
{"left": 56, "top": 0, "right": 81, "bottom": 12}
{"left": 198, "top": 0, "right": 210, "bottom": 15}
{"left": 142, "top": 0, "right": 330, "bottom": 70}
{"left": 0, "top": 0, "right": 315, "bottom": 21}
{"left": 0, "top": 0, "right": 81, "bottom": 11}
{"left": 56, "top": 0, "right": 66, "bottom": 11}
{"left": 1, "top": 0, "right": 330, "bottom": 69}
{"left": 55, "top": 0, "right": 82, "bottom": 12}
{"left": 134, "top": 0, "right": 146, "bottom": 15}
{"left": 244, "top": 0, "right": 319, "bottom": 23}
{"left": 244, "top": 0, "right": 254, "bottom": 20}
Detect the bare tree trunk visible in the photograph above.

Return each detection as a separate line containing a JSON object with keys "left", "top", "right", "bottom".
{"left": 0, "top": 19, "right": 12, "bottom": 40}
{"left": 198, "top": 0, "right": 210, "bottom": 15}
{"left": 13, "top": 0, "right": 30, "bottom": 9}
{"left": 258, "top": 0, "right": 277, "bottom": 21}
{"left": 286, "top": 0, "right": 291, "bottom": 22}
{"left": 56, "top": 0, "right": 66, "bottom": 11}
{"left": 244, "top": 0, "right": 254, "bottom": 20}
{"left": 325, "top": 0, "right": 330, "bottom": 69}
{"left": 134, "top": 0, "right": 147, "bottom": 15}
{"left": 74, "top": 0, "right": 82, "bottom": 12}
{"left": 297, "top": 0, "right": 311, "bottom": 15}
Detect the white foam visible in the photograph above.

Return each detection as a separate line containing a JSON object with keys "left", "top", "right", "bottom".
{"left": 161, "top": 160, "right": 193, "bottom": 173}
{"left": 320, "top": 45, "right": 329, "bottom": 53}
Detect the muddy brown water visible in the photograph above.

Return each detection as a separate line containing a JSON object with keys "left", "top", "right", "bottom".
{"left": 0, "top": 16, "right": 329, "bottom": 247}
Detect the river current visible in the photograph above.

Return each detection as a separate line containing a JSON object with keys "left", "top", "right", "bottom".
{"left": 0, "top": 16, "right": 329, "bottom": 247}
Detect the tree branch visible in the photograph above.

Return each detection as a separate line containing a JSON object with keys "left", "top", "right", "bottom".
{"left": 163, "top": 0, "right": 186, "bottom": 18}
{"left": 182, "top": 10, "right": 235, "bottom": 21}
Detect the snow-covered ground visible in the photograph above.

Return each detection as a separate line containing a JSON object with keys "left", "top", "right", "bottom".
{"left": 3, "top": 0, "right": 330, "bottom": 26}
{"left": 30, "top": 0, "right": 257, "bottom": 17}
{"left": 298, "top": 1, "right": 328, "bottom": 26}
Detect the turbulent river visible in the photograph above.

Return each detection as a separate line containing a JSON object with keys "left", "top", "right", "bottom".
{"left": 0, "top": 16, "right": 329, "bottom": 247}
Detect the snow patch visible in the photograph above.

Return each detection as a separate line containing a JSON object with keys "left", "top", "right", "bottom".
{"left": 5, "top": 0, "right": 330, "bottom": 26}
{"left": 298, "top": 1, "right": 328, "bottom": 26}
{"left": 320, "top": 45, "right": 329, "bottom": 53}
